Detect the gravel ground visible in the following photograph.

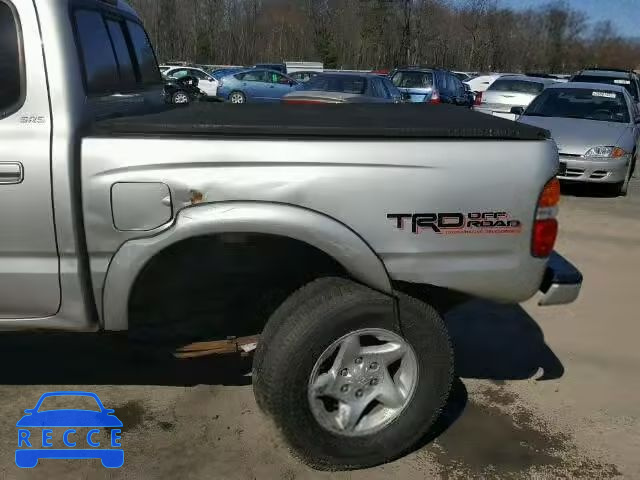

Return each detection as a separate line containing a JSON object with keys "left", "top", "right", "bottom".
{"left": 0, "top": 179, "right": 637, "bottom": 480}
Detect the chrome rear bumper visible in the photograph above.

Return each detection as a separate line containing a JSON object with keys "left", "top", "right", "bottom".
{"left": 538, "top": 252, "right": 583, "bottom": 306}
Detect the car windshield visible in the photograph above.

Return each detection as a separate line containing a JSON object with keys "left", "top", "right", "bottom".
{"left": 488, "top": 79, "right": 545, "bottom": 95}
{"left": 391, "top": 71, "right": 433, "bottom": 89}
{"left": 525, "top": 88, "right": 630, "bottom": 123}
{"left": 303, "top": 75, "right": 367, "bottom": 94}
{"left": 572, "top": 75, "right": 638, "bottom": 100}
{"left": 37, "top": 395, "right": 101, "bottom": 412}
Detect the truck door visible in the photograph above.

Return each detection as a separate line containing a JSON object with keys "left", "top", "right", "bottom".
{"left": 0, "top": 0, "right": 60, "bottom": 318}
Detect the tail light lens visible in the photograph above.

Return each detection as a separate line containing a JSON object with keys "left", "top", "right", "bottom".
{"left": 532, "top": 178, "right": 560, "bottom": 258}
{"left": 429, "top": 89, "right": 441, "bottom": 104}
{"left": 474, "top": 91, "right": 483, "bottom": 106}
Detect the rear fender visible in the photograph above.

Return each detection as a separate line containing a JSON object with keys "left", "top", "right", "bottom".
{"left": 101, "top": 202, "right": 392, "bottom": 331}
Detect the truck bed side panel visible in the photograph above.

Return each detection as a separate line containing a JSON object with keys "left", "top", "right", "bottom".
{"left": 81, "top": 136, "right": 558, "bottom": 312}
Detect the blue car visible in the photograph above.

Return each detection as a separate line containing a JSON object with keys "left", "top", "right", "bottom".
{"left": 16, "top": 392, "right": 124, "bottom": 469}
{"left": 217, "top": 69, "right": 301, "bottom": 103}
{"left": 390, "top": 67, "right": 473, "bottom": 107}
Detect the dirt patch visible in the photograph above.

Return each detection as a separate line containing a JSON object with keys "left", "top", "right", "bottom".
{"left": 113, "top": 400, "right": 147, "bottom": 432}
{"left": 428, "top": 387, "right": 622, "bottom": 479}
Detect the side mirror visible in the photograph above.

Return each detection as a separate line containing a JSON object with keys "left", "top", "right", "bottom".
{"left": 510, "top": 106, "right": 525, "bottom": 116}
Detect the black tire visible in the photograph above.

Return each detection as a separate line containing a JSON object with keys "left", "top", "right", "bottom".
{"left": 252, "top": 277, "right": 453, "bottom": 470}
{"left": 229, "top": 91, "right": 246, "bottom": 104}
{"left": 171, "top": 90, "right": 190, "bottom": 105}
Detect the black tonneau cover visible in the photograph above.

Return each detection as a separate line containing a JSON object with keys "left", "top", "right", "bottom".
{"left": 92, "top": 103, "right": 549, "bottom": 140}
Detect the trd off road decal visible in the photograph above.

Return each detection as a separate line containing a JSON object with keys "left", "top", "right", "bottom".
{"left": 387, "top": 212, "right": 522, "bottom": 235}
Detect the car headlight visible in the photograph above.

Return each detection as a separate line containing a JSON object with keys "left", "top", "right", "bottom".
{"left": 584, "top": 146, "right": 627, "bottom": 158}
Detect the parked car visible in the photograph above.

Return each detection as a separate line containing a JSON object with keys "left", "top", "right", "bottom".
{"left": 453, "top": 71, "right": 477, "bottom": 82}
{"left": 253, "top": 63, "right": 287, "bottom": 74}
{"left": 473, "top": 75, "right": 556, "bottom": 120}
{"left": 283, "top": 73, "right": 402, "bottom": 104}
{"left": 164, "top": 75, "right": 204, "bottom": 105}
{"left": 161, "top": 66, "right": 219, "bottom": 98}
{"left": 289, "top": 71, "right": 320, "bottom": 83}
{"left": 217, "top": 69, "right": 300, "bottom": 103}
{"left": 390, "top": 67, "right": 473, "bottom": 106}
{"left": 517, "top": 82, "right": 639, "bottom": 196}
{"left": 2, "top": 0, "right": 582, "bottom": 471}
{"left": 571, "top": 68, "right": 640, "bottom": 109}
{"left": 464, "top": 73, "right": 509, "bottom": 94}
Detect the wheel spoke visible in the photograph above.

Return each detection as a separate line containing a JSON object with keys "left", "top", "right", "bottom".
{"left": 331, "top": 335, "right": 362, "bottom": 373}
{"left": 362, "top": 341, "right": 407, "bottom": 366}
{"left": 335, "top": 396, "right": 373, "bottom": 432}
{"left": 376, "top": 368, "right": 406, "bottom": 409}
{"left": 311, "top": 372, "right": 334, "bottom": 396}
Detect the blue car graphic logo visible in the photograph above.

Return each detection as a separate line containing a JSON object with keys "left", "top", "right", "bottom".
{"left": 16, "top": 391, "right": 123, "bottom": 468}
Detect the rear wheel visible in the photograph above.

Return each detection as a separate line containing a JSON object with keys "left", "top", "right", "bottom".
{"left": 253, "top": 277, "right": 453, "bottom": 470}
{"left": 229, "top": 91, "right": 246, "bottom": 104}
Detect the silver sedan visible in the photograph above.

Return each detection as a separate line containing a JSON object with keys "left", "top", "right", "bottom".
{"left": 517, "top": 82, "right": 639, "bottom": 196}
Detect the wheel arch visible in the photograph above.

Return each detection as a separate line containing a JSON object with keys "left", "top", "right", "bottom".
{"left": 101, "top": 201, "right": 393, "bottom": 331}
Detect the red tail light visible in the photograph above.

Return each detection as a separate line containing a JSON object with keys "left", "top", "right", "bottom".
{"left": 429, "top": 89, "right": 441, "bottom": 104}
{"left": 532, "top": 178, "right": 560, "bottom": 258}
{"left": 474, "top": 91, "right": 483, "bottom": 106}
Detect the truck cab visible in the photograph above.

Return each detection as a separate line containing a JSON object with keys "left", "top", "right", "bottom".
{"left": 0, "top": 0, "right": 162, "bottom": 327}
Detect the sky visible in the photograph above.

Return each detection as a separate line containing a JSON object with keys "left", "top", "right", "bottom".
{"left": 499, "top": 0, "right": 640, "bottom": 38}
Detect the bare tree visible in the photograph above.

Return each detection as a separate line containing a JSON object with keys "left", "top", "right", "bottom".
{"left": 127, "top": 0, "right": 640, "bottom": 72}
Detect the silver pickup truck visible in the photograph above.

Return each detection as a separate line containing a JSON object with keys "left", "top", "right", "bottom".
{"left": 1, "top": 0, "right": 582, "bottom": 470}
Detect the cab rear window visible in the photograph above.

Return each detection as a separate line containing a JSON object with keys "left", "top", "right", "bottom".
{"left": 74, "top": 10, "right": 120, "bottom": 94}
{"left": 126, "top": 21, "right": 161, "bottom": 86}
{"left": 0, "top": 0, "right": 24, "bottom": 117}
{"left": 73, "top": 9, "right": 160, "bottom": 95}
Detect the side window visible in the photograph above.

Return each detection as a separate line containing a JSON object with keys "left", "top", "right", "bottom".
{"left": 268, "top": 72, "right": 287, "bottom": 84}
{"left": 105, "top": 20, "right": 136, "bottom": 90}
{"left": 243, "top": 71, "right": 267, "bottom": 82}
{"left": 446, "top": 74, "right": 456, "bottom": 95}
{"left": 384, "top": 78, "right": 401, "bottom": 99}
{"left": 126, "top": 21, "right": 161, "bottom": 85}
{"left": 370, "top": 78, "right": 386, "bottom": 98}
{"left": 191, "top": 70, "right": 210, "bottom": 81}
{"left": 435, "top": 72, "right": 444, "bottom": 93}
{"left": 170, "top": 69, "right": 189, "bottom": 79}
{"left": 74, "top": 10, "right": 120, "bottom": 94}
{"left": 453, "top": 77, "right": 464, "bottom": 96}
{"left": 0, "top": 0, "right": 23, "bottom": 117}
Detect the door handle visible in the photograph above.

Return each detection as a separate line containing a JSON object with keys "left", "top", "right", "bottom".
{"left": 0, "top": 162, "right": 23, "bottom": 184}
